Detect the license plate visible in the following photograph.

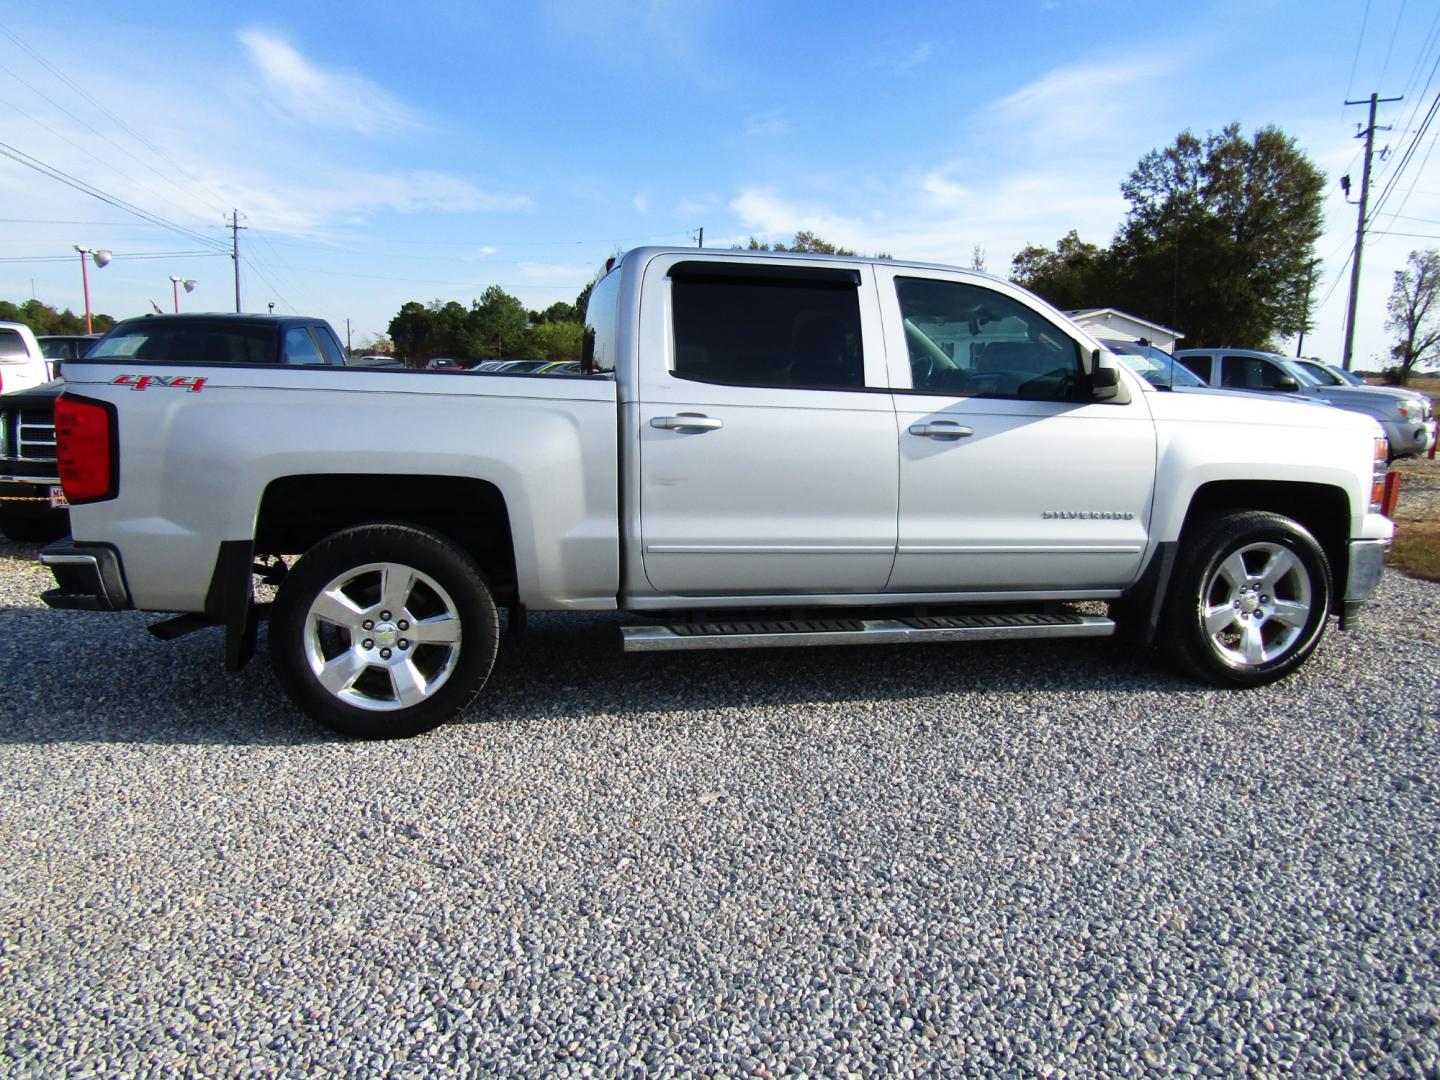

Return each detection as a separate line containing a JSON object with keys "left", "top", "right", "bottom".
{"left": 48, "top": 485, "right": 69, "bottom": 509}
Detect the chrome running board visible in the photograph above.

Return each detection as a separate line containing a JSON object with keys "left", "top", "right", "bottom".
{"left": 621, "top": 612, "right": 1115, "bottom": 652}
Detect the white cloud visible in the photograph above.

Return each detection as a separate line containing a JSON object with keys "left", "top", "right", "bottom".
{"left": 897, "top": 43, "right": 933, "bottom": 72}
{"left": 920, "top": 171, "right": 969, "bottom": 204}
{"left": 729, "top": 188, "right": 866, "bottom": 243}
{"left": 237, "top": 29, "right": 420, "bottom": 136}
{"left": 518, "top": 261, "right": 594, "bottom": 283}
{"left": 991, "top": 57, "right": 1176, "bottom": 151}
{"left": 633, "top": 193, "right": 650, "bottom": 213}
{"left": 676, "top": 194, "right": 720, "bottom": 217}
{"left": 744, "top": 112, "right": 792, "bottom": 138}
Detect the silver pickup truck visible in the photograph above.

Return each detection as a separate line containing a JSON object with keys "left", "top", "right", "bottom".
{"left": 41, "top": 248, "right": 1394, "bottom": 737}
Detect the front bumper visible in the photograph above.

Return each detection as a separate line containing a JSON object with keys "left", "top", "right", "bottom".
{"left": 1340, "top": 537, "right": 1389, "bottom": 628}
{"left": 39, "top": 539, "right": 132, "bottom": 611}
{"left": 1382, "top": 417, "right": 1436, "bottom": 458}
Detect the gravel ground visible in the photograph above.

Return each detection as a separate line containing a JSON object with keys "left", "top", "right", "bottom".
{"left": 1, "top": 539, "right": 1437, "bottom": 1078}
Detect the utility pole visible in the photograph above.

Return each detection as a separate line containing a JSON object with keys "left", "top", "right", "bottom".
{"left": 1340, "top": 93, "right": 1401, "bottom": 370}
{"left": 345, "top": 318, "right": 352, "bottom": 354}
{"left": 696, "top": 227, "right": 704, "bottom": 248}
{"left": 230, "top": 209, "right": 247, "bottom": 313}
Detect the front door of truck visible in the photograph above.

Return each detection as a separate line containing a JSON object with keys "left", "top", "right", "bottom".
{"left": 635, "top": 256, "right": 898, "bottom": 597}
{"left": 877, "top": 269, "right": 1156, "bottom": 593}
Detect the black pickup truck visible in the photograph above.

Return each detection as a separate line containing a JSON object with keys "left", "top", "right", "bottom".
{"left": 0, "top": 380, "right": 66, "bottom": 541}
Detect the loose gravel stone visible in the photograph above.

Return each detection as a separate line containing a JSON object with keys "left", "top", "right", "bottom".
{"left": 0, "top": 537, "right": 1437, "bottom": 1077}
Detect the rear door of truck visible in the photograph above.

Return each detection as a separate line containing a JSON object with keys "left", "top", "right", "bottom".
{"left": 632, "top": 254, "right": 898, "bottom": 597}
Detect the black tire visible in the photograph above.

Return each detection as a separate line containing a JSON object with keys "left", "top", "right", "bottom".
{"left": 1162, "top": 511, "right": 1332, "bottom": 687}
{"left": 0, "top": 513, "right": 67, "bottom": 543}
{"left": 270, "top": 524, "right": 499, "bottom": 738}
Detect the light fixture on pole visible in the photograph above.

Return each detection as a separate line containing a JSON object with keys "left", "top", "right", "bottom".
{"left": 73, "top": 245, "right": 112, "bottom": 333}
{"left": 169, "top": 275, "right": 197, "bottom": 313}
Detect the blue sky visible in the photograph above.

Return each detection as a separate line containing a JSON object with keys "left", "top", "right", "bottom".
{"left": 1, "top": 0, "right": 1437, "bottom": 366}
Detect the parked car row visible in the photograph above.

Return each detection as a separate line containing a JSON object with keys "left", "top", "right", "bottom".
{"left": 1172, "top": 348, "right": 1435, "bottom": 460}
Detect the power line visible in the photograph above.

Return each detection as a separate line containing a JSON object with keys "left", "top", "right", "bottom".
{"left": 0, "top": 249, "right": 224, "bottom": 263}
{"left": 1376, "top": 0, "right": 1408, "bottom": 89}
{"left": 1370, "top": 86, "right": 1439, "bottom": 221}
{"left": 0, "top": 217, "right": 224, "bottom": 228}
{"left": 1343, "top": 0, "right": 1373, "bottom": 110}
{"left": 0, "top": 139, "right": 228, "bottom": 251}
{"left": 0, "top": 69, "right": 221, "bottom": 227}
{"left": 0, "top": 20, "right": 231, "bottom": 218}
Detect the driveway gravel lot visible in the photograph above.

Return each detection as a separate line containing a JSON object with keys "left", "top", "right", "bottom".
{"left": 1, "top": 538, "right": 1437, "bottom": 1078}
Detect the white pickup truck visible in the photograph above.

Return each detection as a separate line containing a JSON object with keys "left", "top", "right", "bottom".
{"left": 41, "top": 248, "right": 1394, "bottom": 737}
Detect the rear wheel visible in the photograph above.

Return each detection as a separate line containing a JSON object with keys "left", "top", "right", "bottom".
{"left": 271, "top": 524, "right": 499, "bottom": 738}
{"left": 1163, "top": 511, "right": 1331, "bottom": 686}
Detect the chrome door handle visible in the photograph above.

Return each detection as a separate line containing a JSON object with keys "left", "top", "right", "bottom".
{"left": 650, "top": 414, "right": 724, "bottom": 431}
{"left": 908, "top": 421, "right": 974, "bottom": 439}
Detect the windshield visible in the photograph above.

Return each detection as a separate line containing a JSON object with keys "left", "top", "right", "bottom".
{"left": 1101, "top": 340, "right": 1206, "bottom": 388}
{"left": 1295, "top": 359, "right": 1343, "bottom": 386}
{"left": 89, "top": 321, "right": 276, "bottom": 364}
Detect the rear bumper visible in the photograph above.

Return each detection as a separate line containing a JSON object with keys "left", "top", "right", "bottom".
{"left": 39, "top": 539, "right": 132, "bottom": 611}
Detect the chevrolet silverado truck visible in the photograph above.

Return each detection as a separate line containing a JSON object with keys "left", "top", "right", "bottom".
{"left": 40, "top": 249, "right": 1394, "bottom": 738}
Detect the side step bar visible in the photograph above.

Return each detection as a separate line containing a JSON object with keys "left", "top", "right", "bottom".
{"left": 621, "top": 612, "right": 1115, "bottom": 652}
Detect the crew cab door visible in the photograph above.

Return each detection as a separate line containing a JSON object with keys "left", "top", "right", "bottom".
{"left": 633, "top": 255, "right": 897, "bottom": 596}
{"left": 877, "top": 268, "right": 1156, "bottom": 592}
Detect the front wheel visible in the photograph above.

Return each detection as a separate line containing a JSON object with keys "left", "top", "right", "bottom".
{"left": 1163, "top": 511, "right": 1332, "bottom": 687}
{"left": 270, "top": 524, "right": 499, "bottom": 738}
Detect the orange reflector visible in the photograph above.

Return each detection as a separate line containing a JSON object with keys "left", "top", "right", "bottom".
{"left": 1380, "top": 471, "right": 1402, "bottom": 519}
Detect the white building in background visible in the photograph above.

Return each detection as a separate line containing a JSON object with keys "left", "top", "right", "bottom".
{"left": 1068, "top": 308, "right": 1184, "bottom": 353}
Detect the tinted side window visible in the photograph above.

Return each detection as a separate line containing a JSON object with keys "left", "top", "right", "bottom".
{"left": 0, "top": 329, "right": 27, "bottom": 359}
{"left": 1222, "top": 356, "right": 1288, "bottom": 390}
{"left": 283, "top": 327, "right": 324, "bottom": 365}
{"left": 671, "top": 274, "right": 865, "bottom": 390}
{"left": 1174, "top": 355, "right": 1210, "bottom": 380}
{"left": 895, "top": 277, "right": 1080, "bottom": 400}
{"left": 311, "top": 327, "right": 346, "bottom": 366}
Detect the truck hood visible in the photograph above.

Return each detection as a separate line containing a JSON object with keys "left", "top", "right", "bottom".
{"left": 1143, "top": 381, "right": 1385, "bottom": 437}
{"left": 1306, "top": 385, "right": 1412, "bottom": 418}
{"left": 0, "top": 379, "right": 63, "bottom": 407}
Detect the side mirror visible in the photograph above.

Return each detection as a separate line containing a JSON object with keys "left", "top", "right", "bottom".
{"left": 1090, "top": 361, "right": 1121, "bottom": 401}
{"left": 1275, "top": 376, "right": 1299, "bottom": 392}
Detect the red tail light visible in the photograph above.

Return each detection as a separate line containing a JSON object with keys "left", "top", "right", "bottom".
{"left": 56, "top": 395, "right": 117, "bottom": 502}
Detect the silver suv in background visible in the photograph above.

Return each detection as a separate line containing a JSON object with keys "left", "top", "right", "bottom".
{"left": 1174, "top": 348, "right": 1436, "bottom": 460}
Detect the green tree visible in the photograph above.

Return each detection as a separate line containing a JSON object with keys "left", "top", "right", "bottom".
{"left": 387, "top": 301, "right": 434, "bottom": 366}
{"left": 1384, "top": 249, "right": 1440, "bottom": 385}
{"left": 465, "top": 285, "right": 528, "bottom": 359}
{"left": 522, "top": 320, "right": 584, "bottom": 362}
{"left": 1009, "top": 230, "right": 1112, "bottom": 311}
{"left": 531, "top": 300, "right": 578, "bottom": 325}
{"left": 1112, "top": 124, "right": 1325, "bottom": 346}
{"left": 0, "top": 298, "right": 113, "bottom": 335}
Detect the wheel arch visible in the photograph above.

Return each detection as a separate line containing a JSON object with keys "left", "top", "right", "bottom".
{"left": 1124, "top": 479, "right": 1351, "bottom": 644}
{"left": 255, "top": 473, "right": 519, "bottom": 601}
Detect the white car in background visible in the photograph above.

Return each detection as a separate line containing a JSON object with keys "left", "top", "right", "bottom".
{"left": 0, "top": 322, "right": 51, "bottom": 395}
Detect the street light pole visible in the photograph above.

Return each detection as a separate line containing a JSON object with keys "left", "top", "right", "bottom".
{"left": 170, "top": 276, "right": 196, "bottom": 312}
{"left": 73, "top": 245, "right": 111, "bottom": 333}
{"left": 75, "top": 245, "right": 93, "bottom": 333}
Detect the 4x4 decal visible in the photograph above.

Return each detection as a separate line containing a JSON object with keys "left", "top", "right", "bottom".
{"left": 110, "top": 375, "right": 207, "bottom": 392}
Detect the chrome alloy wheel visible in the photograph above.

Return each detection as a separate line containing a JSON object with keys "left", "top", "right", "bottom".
{"left": 301, "top": 561, "right": 462, "bottom": 712}
{"left": 1200, "top": 541, "right": 1313, "bottom": 668}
